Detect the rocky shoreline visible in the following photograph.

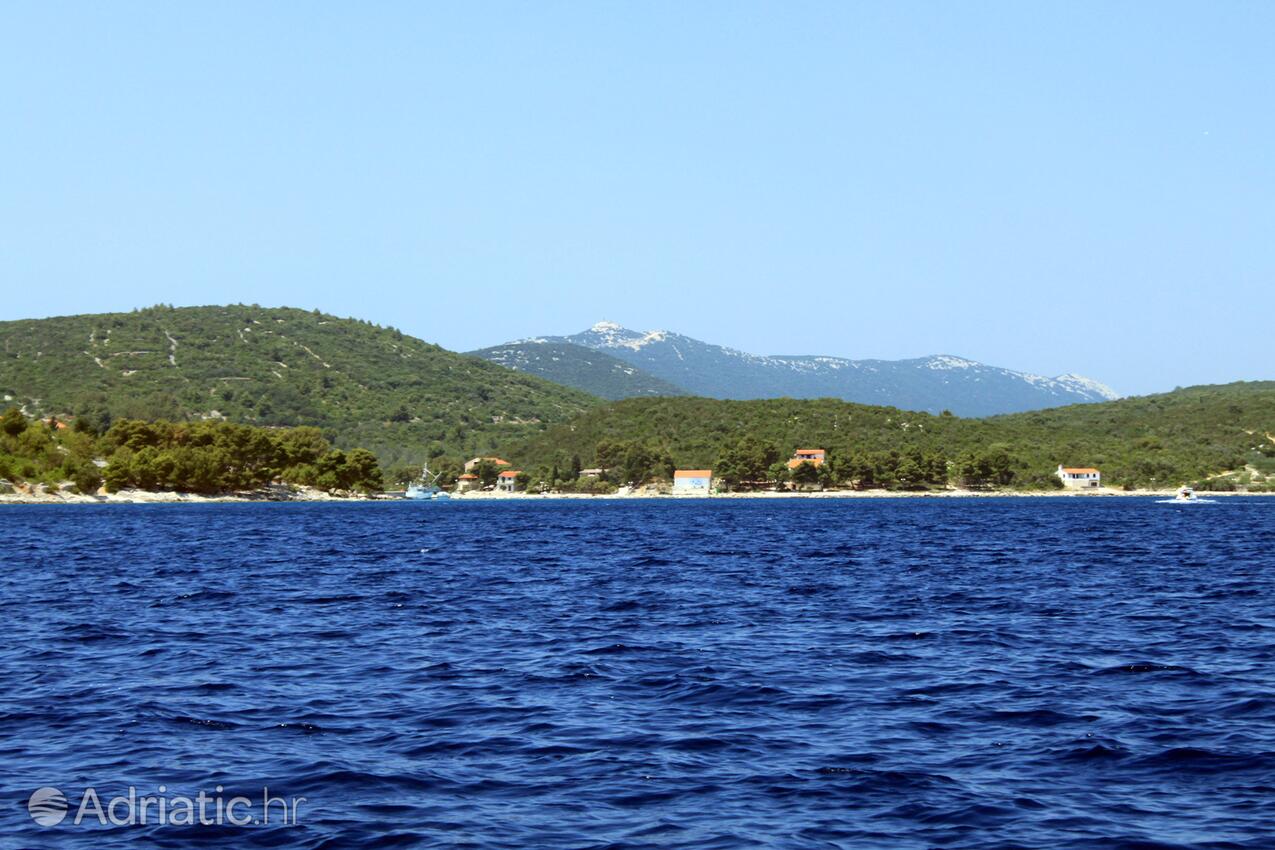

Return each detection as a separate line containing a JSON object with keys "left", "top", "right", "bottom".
{"left": 3, "top": 484, "right": 1269, "bottom": 505}
{"left": 0, "top": 482, "right": 381, "bottom": 505}
{"left": 450, "top": 487, "right": 1270, "bottom": 500}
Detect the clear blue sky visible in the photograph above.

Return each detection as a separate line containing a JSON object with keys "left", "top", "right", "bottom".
{"left": 3, "top": 3, "right": 1272, "bottom": 395}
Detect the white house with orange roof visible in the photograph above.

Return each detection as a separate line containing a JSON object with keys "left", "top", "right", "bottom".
{"left": 673, "top": 469, "right": 713, "bottom": 493}
{"left": 787, "top": 448, "right": 826, "bottom": 469}
{"left": 1057, "top": 465, "right": 1101, "bottom": 489}
{"left": 496, "top": 469, "right": 523, "bottom": 493}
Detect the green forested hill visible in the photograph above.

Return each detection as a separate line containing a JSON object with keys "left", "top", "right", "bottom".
{"left": 0, "top": 305, "right": 598, "bottom": 465}
{"left": 507, "top": 382, "right": 1275, "bottom": 489}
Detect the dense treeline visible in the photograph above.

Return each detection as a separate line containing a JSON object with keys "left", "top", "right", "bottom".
{"left": 1, "top": 408, "right": 104, "bottom": 493}
{"left": 507, "top": 383, "right": 1275, "bottom": 491}
{"left": 0, "top": 408, "right": 382, "bottom": 495}
{"left": 101, "top": 420, "right": 382, "bottom": 494}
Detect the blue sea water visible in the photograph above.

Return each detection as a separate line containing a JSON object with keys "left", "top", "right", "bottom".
{"left": 2, "top": 497, "right": 1274, "bottom": 849}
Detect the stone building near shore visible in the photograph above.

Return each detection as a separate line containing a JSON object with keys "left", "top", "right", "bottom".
{"left": 464, "top": 456, "right": 511, "bottom": 472}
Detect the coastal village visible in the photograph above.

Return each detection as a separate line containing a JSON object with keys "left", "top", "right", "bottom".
{"left": 430, "top": 448, "right": 1107, "bottom": 498}
{"left": 0, "top": 407, "right": 1142, "bottom": 504}
{"left": 4, "top": 399, "right": 1268, "bottom": 504}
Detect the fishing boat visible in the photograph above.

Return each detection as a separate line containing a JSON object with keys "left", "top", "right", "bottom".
{"left": 405, "top": 462, "right": 450, "bottom": 500}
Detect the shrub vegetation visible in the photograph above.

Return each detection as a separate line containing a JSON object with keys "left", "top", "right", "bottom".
{"left": 0, "top": 409, "right": 383, "bottom": 495}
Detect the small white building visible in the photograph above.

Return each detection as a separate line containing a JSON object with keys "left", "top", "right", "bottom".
{"left": 496, "top": 470, "right": 522, "bottom": 493}
{"left": 1057, "top": 465, "right": 1101, "bottom": 488}
{"left": 673, "top": 469, "right": 713, "bottom": 493}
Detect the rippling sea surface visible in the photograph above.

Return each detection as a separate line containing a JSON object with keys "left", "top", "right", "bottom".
{"left": 3, "top": 498, "right": 1274, "bottom": 848}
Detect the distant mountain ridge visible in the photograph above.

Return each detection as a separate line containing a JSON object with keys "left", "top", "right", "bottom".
{"left": 468, "top": 341, "right": 686, "bottom": 400}
{"left": 481, "top": 321, "right": 1118, "bottom": 416}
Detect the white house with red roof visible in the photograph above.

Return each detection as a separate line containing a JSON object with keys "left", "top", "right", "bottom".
{"left": 496, "top": 469, "right": 523, "bottom": 493}
{"left": 1057, "top": 465, "right": 1101, "bottom": 488}
{"left": 786, "top": 448, "right": 826, "bottom": 469}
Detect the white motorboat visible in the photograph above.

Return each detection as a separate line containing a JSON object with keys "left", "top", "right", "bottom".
{"left": 1156, "top": 486, "right": 1215, "bottom": 504}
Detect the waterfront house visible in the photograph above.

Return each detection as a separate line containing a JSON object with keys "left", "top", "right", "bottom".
{"left": 455, "top": 473, "right": 479, "bottom": 493}
{"left": 496, "top": 470, "right": 523, "bottom": 493}
{"left": 579, "top": 468, "right": 605, "bottom": 478}
{"left": 786, "top": 448, "right": 826, "bottom": 469}
{"left": 1057, "top": 465, "right": 1101, "bottom": 488}
{"left": 673, "top": 469, "right": 713, "bottom": 493}
{"left": 464, "top": 456, "right": 512, "bottom": 472}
